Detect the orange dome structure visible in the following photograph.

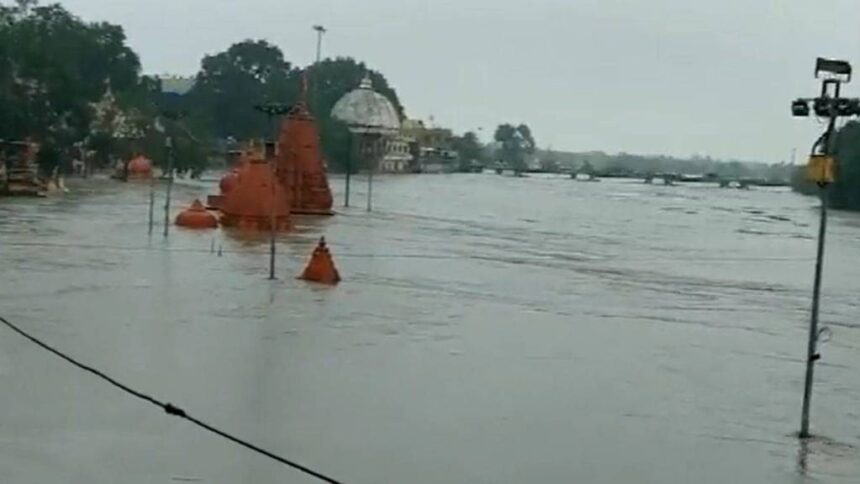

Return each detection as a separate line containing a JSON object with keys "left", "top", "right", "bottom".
{"left": 127, "top": 155, "right": 153, "bottom": 180}
{"left": 299, "top": 237, "right": 341, "bottom": 285}
{"left": 277, "top": 101, "right": 333, "bottom": 215}
{"left": 208, "top": 168, "right": 240, "bottom": 210}
{"left": 220, "top": 153, "right": 291, "bottom": 231}
{"left": 175, "top": 199, "right": 218, "bottom": 229}
{"left": 219, "top": 169, "right": 239, "bottom": 194}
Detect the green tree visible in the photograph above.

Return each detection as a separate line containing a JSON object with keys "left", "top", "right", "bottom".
{"left": 579, "top": 160, "right": 595, "bottom": 175}
{"left": 186, "top": 47, "right": 403, "bottom": 173}
{"left": 0, "top": 1, "right": 144, "bottom": 173}
{"left": 187, "top": 39, "right": 296, "bottom": 140}
{"left": 827, "top": 121, "right": 860, "bottom": 209}
{"left": 540, "top": 149, "right": 560, "bottom": 172}
{"left": 451, "top": 131, "right": 484, "bottom": 171}
{"left": 302, "top": 57, "right": 403, "bottom": 172}
{"left": 791, "top": 121, "right": 860, "bottom": 207}
{"left": 494, "top": 123, "right": 536, "bottom": 173}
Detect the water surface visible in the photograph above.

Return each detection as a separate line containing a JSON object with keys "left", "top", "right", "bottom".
{"left": 1, "top": 174, "right": 859, "bottom": 483}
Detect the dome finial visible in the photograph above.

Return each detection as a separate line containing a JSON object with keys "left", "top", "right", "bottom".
{"left": 359, "top": 74, "right": 373, "bottom": 90}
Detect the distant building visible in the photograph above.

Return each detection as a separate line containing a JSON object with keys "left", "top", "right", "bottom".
{"left": 380, "top": 136, "right": 413, "bottom": 173}
{"left": 396, "top": 118, "right": 460, "bottom": 174}
{"left": 416, "top": 147, "right": 459, "bottom": 174}
{"left": 401, "top": 118, "right": 453, "bottom": 150}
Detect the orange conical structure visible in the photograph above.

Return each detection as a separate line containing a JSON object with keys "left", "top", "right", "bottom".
{"left": 220, "top": 150, "right": 291, "bottom": 231}
{"left": 175, "top": 199, "right": 218, "bottom": 229}
{"left": 277, "top": 101, "right": 334, "bottom": 215}
{"left": 299, "top": 237, "right": 341, "bottom": 285}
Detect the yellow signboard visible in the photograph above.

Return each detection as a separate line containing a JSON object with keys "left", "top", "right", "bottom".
{"left": 807, "top": 155, "right": 835, "bottom": 184}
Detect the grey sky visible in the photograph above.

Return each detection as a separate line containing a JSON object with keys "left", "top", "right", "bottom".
{"left": 61, "top": 0, "right": 860, "bottom": 162}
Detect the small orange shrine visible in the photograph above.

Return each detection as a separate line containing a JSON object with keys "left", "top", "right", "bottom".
{"left": 218, "top": 146, "right": 292, "bottom": 231}
{"left": 126, "top": 155, "right": 153, "bottom": 180}
{"left": 175, "top": 199, "right": 219, "bottom": 229}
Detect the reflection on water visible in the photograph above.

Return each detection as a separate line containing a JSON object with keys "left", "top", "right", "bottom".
{"left": 797, "top": 436, "right": 859, "bottom": 482}
{"left": 1, "top": 174, "right": 860, "bottom": 484}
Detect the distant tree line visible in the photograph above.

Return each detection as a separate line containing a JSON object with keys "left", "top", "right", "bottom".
{"left": 2, "top": 1, "right": 785, "bottom": 183}
{"left": 542, "top": 149, "right": 790, "bottom": 181}
{"left": 493, "top": 123, "right": 536, "bottom": 173}
{"left": 183, "top": 41, "right": 403, "bottom": 172}
{"left": 0, "top": 1, "right": 405, "bottom": 175}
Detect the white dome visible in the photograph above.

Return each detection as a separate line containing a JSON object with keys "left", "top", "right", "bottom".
{"left": 331, "top": 76, "right": 400, "bottom": 135}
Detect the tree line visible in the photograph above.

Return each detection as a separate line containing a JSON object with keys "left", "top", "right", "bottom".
{"left": 0, "top": 1, "right": 543, "bottom": 177}
{"left": 0, "top": 1, "right": 404, "bottom": 175}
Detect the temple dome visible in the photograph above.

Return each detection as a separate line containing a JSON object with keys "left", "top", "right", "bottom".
{"left": 127, "top": 155, "right": 153, "bottom": 178}
{"left": 331, "top": 76, "right": 400, "bottom": 134}
{"left": 219, "top": 169, "right": 239, "bottom": 194}
{"left": 175, "top": 199, "right": 218, "bottom": 229}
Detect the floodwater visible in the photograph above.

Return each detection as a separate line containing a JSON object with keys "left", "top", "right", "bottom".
{"left": 1, "top": 173, "right": 860, "bottom": 484}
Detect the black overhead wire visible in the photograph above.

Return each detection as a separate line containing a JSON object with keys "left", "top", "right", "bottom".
{"left": 0, "top": 315, "right": 344, "bottom": 484}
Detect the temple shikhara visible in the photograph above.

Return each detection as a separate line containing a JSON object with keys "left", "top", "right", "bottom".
{"left": 218, "top": 144, "right": 293, "bottom": 230}
{"left": 198, "top": 91, "right": 333, "bottom": 231}
{"left": 278, "top": 101, "right": 334, "bottom": 215}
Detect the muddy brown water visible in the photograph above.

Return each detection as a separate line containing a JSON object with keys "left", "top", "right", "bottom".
{"left": 1, "top": 174, "right": 859, "bottom": 483}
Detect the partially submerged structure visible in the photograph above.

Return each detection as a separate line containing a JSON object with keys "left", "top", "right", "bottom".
{"left": 218, "top": 145, "right": 292, "bottom": 231}
{"left": 112, "top": 155, "right": 154, "bottom": 181}
{"left": 0, "top": 141, "right": 46, "bottom": 197}
{"left": 331, "top": 75, "right": 401, "bottom": 210}
{"left": 277, "top": 100, "right": 334, "bottom": 215}
{"left": 204, "top": 90, "right": 335, "bottom": 230}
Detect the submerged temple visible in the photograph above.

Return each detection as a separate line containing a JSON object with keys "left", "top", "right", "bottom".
{"left": 277, "top": 101, "right": 334, "bottom": 215}
{"left": 219, "top": 146, "right": 292, "bottom": 231}
{"left": 210, "top": 94, "right": 334, "bottom": 229}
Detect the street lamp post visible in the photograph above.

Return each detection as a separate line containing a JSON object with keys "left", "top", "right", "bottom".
{"left": 162, "top": 135, "right": 174, "bottom": 237}
{"left": 254, "top": 102, "right": 290, "bottom": 280}
{"left": 790, "top": 57, "right": 860, "bottom": 439}
{"left": 313, "top": 25, "right": 326, "bottom": 65}
{"left": 345, "top": 136, "right": 354, "bottom": 207}
{"left": 311, "top": 25, "right": 327, "bottom": 120}
{"left": 156, "top": 92, "right": 186, "bottom": 239}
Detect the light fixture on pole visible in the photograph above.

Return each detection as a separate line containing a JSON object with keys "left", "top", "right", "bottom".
{"left": 253, "top": 102, "right": 291, "bottom": 280}
{"left": 156, "top": 91, "right": 187, "bottom": 238}
{"left": 313, "top": 25, "right": 326, "bottom": 65}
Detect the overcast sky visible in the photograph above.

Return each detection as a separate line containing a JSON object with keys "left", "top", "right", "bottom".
{"left": 59, "top": 0, "right": 860, "bottom": 162}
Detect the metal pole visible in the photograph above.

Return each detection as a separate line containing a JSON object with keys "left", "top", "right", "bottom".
{"left": 367, "top": 136, "right": 375, "bottom": 212}
{"left": 367, "top": 167, "right": 373, "bottom": 211}
{"left": 315, "top": 29, "right": 323, "bottom": 64}
{"left": 268, "top": 112, "right": 277, "bottom": 280}
{"left": 148, "top": 174, "right": 155, "bottom": 235}
{"left": 269, "top": 159, "right": 276, "bottom": 280}
{"left": 312, "top": 25, "right": 325, "bottom": 118}
{"left": 345, "top": 136, "right": 353, "bottom": 207}
{"left": 799, "top": 108, "right": 836, "bottom": 439}
{"left": 800, "top": 185, "right": 828, "bottom": 438}
{"left": 162, "top": 137, "right": 174, "bottom": 237}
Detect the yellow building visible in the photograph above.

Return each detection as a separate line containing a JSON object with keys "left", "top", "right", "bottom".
{"left": 400, "top": 119, "right": 453, "bottom": 149}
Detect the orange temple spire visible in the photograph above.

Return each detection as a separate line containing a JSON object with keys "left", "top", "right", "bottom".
{"left": 277, "top": 87, "right": 334, "bottom": 215}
